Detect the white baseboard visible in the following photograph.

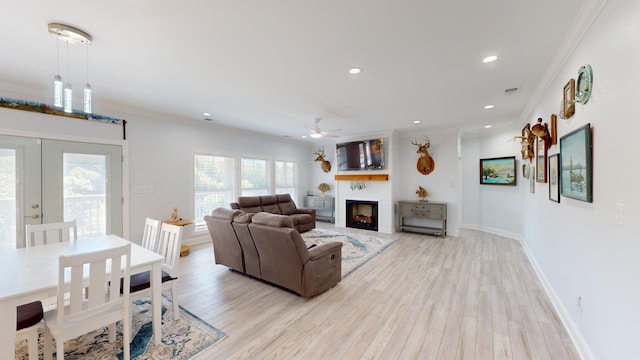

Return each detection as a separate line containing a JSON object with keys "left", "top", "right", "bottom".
{"left": 518, "top": 240, "right": 595, "bottom": 360}
{"left": 461, "top": 223, "right": 594, "bottom": 360}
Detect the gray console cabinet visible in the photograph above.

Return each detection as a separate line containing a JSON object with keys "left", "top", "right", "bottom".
{"left": 304, "top": 196, "right": 335, "bottom": 223}
{"left": 397, "top": 201, "right": 447, "bottom": 237}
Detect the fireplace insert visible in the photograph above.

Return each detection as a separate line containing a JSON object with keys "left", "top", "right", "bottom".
{"left": 345, "top": 200, "right": 378, "bottom": 231}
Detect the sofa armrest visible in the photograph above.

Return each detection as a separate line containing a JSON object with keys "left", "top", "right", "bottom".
{"left": 295, "top": 208, "right": 316, "bottom": 217}
{"left": 308, "top": 241, "right": 342, "bottom": 260}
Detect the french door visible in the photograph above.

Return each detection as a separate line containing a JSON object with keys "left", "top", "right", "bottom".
{"left": 0, "top": 135, "right": 122, "bottom": 249}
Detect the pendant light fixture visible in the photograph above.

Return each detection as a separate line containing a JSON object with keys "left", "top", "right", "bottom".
{"left": 63, "top": 40, "right": 72, "bottom": 113}
{"left": 53, "top": 39, "right": 63, "bottom": 108}
{"left": 48, "top": 23, "right": 92, "bottom": 114}
{"left": 83, "top": 46, "right": 92, "bottom": 114}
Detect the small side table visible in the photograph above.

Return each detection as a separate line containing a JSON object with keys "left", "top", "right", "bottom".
{"left": 163, "top": 219, "right": 193, "bottom": 256}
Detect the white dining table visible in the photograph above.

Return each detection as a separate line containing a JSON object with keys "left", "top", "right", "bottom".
{"left": 0, "top": 234, "right": 164, "bottom": 359}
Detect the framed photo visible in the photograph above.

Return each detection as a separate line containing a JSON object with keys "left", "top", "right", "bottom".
{"left": 559, "top": 123, "right": 592, "bottom": 202}
{"left": 563, "top": 79, "right": 575, "bottom": 118}
{"left": 549, "top": 154, "right": 560, "bottom": 203}
{"left": 530, "top": 165, "right": 535, "bottom": 193}
{"left": 536, "top": 137, "right": 547, "bottom": 183}
{"left": 480, "top": 156, "right": 516, "bottom": 185}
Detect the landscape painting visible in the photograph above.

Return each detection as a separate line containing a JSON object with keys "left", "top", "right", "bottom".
{"left": 480, "top": 156, "right": 516, "bottom": 185}
{"left": 559, "top": 123, "right": 592, "bottom": 202}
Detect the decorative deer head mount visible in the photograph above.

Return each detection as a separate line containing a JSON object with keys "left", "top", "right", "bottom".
{"left": 314, "top": 147, "right": 332, "bottom": 173}
{"left": 411, "top": 135, "right": 435, "bottom": 175}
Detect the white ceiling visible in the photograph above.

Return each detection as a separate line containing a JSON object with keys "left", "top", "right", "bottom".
{"left": 0, "top": 0, "right": 587, "bottom": 141}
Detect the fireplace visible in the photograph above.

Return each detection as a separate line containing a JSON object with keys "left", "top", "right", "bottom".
{"left": 346, "top": 200, "right": 378, "bottom": 231}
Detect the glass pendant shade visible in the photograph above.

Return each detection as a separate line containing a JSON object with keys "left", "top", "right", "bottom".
{"left": 83, "top": 83, "right": 92, "bottom": 114}
{"left": 53, "top": 75, "right": 63, "bottom": 108}
{"left": 63, "top": 83, "right": 72, "bottom": 113}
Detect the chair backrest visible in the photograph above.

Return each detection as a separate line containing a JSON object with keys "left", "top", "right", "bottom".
{"left": 141, "top": 217, "right": 161, "bottom": 252}
{"left": 57, "top": 243, "right": 131, "bottom": 329}
{"left": 25, "top": 220, "right": 77, "bottom": 247}
{"left": 157, "top": 223, "right": 183, "bottom": 276}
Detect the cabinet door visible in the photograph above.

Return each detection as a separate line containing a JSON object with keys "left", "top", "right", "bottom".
{"left": 427, "top": 205, "right": 444, "bottom": 219}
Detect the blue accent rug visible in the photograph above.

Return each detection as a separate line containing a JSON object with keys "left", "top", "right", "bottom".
{"left": 302, "top": 229, "right": 397, "bottom": 277}
{"left": 15, "top": 296, "right": 226, "bottom": 359}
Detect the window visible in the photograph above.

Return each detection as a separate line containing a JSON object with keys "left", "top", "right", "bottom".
{"left": 241, "top": 158, "right": 269, "bottom": 196}
{"left": 275, "top": 160, "right": 296, "bottom": 199}
{"left": 194, "top": 154, "right": 235, "bottom": 229}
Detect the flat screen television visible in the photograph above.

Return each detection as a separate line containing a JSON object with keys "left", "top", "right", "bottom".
{"left": 336, "top": 138, "right": 385, "bottom": 171}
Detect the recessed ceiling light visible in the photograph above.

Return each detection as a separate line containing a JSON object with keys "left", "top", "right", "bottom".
{"left": 202, "top": 112, "right": 211, "bottom": 117}
{"left": 413, "top": 120, "right": 421, "bottom": 124}
{"left": 301, "top": 135, "right": 307, "bottom": 139}
{"left": 349, "top": 67, "right": 362, "bottom": 75}
{"left": 484, "top": 125, "right": 493, "bottom": 129}
{"left": 482, "top": 55, "right": 498, "bottom": 63}
{"left": 484, "top": 105, "right": 494, "bottom": 109}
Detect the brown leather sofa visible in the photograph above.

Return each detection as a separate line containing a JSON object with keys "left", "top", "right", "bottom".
{"left": 230, "top": 194, "right": 316, "bottom": 233}
{"left": 204, "top": 208, "right": 342, "bottom": 297}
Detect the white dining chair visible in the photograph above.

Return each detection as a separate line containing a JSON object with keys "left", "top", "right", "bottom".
{"left": 141, "top": 217, "right": 161, "bottom": 252}
{"left": 15, "top": 301, "right": 44, "bottom": 360}
{"left": 127, "top": 223, "right": 183, "bottom": 321}
{"left": 43, "top": 243, "right": 131, "bottom": 360}
{"left": 14, "top": 220, "right": 77, "bottom": 359}
{"left": 25, "top": 220, "right": 77, "bottom": 247}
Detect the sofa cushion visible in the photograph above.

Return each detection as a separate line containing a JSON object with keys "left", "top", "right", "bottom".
{"left": 252, "top": 212, "right": 294, "bottom": 228}
{"left": 260, "top": 195, "right": 281, "bottom": 214}
{"left": 278, "top": 201, "right": 297, "bottom": 215}
{"left": 211, "top": 207, "right": 243, "bottom": 220}
{"left": 234, "top": 212, "right": 254, "bottom": 224}
{"left": 237, "top": 196, "right": 263, "bottom": 213}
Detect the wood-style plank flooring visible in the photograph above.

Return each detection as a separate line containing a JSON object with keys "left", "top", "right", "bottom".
{"left": 178, "top": 224, "right": 580, "bottom": 359}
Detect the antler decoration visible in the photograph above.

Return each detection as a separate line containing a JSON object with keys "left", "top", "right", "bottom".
{"left": 411, "top": 135, "right": 435, "bottom": 175}
{"left": 313, "top": 147, "right": 332, "bottom": 173}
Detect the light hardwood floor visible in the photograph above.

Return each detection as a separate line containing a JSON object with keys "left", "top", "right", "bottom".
{"left": 178, "top": 224, "right": 580, "bottom": 360}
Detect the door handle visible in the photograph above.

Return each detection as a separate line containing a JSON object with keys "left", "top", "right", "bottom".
{"left": 25, "top": 214, "right": 40, "bottom": 219}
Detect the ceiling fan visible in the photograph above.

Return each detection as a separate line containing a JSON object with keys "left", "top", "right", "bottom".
{"left": 309, "top": 118, "right": 340, "bottom": 138}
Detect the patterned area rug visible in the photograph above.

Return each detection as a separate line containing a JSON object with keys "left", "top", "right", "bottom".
{"left": 15, "top": 296, "right": 226, "bottom": 360}
{"left": 302, "top": 229, "right": 397, "bottom": 277}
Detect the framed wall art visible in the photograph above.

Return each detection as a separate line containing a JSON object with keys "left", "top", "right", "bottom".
{"left": 549, "top": 154, "right": 560, "bottom": 203}
{"left": 530, "top": 165, "right": 535, "bottom": 193}
{"left": 536, "top": 137, "right": 547, "bottom": 183}
{"left": 480, "top": 156, "right": 516, "bottom": 185}
{"left": 563, "top": 79, "right": 575, "bottom": 118}
{"left": 559, "top": 123, "right": 592, "bottom": 202}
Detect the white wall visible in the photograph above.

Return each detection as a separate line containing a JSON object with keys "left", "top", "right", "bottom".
{"left": 462, "top": 1, "right": 640, "bottom": 358}
{"left": 397, "top": 129, "right": 461, "bottom": 236}
{"left": 0, "top": 107, "right": 312, "bottom": 247}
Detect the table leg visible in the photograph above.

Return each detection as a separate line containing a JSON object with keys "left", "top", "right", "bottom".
{"left": 1, "top": 301, "right": 17, "bottom": 360}
{"left": 151, "top": 262, "right": 162, "bottom": 345}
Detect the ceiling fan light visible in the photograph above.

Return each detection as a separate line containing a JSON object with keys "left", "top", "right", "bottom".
{"left": 310, "top": 133, "right": 323, "bottom": 138}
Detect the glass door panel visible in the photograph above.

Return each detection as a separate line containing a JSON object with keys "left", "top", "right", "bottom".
{"left": 0, "top": 149, "right": 17, "bottom": 250}
{"left": 63, "top": 153, "right": 107, "bottom": 237}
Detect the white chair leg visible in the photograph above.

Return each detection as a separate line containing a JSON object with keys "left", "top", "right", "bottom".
{"left": 108, "top": 324, "right": 116, "bottom": 342}
{"left": 27, "top": 332, "right": 38, "bottom": 360}
{"left": 43, "top": 325, "right": 53, "bottom": 360}
{"left": 56, "top": 337, "right": 64, "bottom": 360}
{"left": 172, "top": 284, "right": 180, "bottom": 320}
